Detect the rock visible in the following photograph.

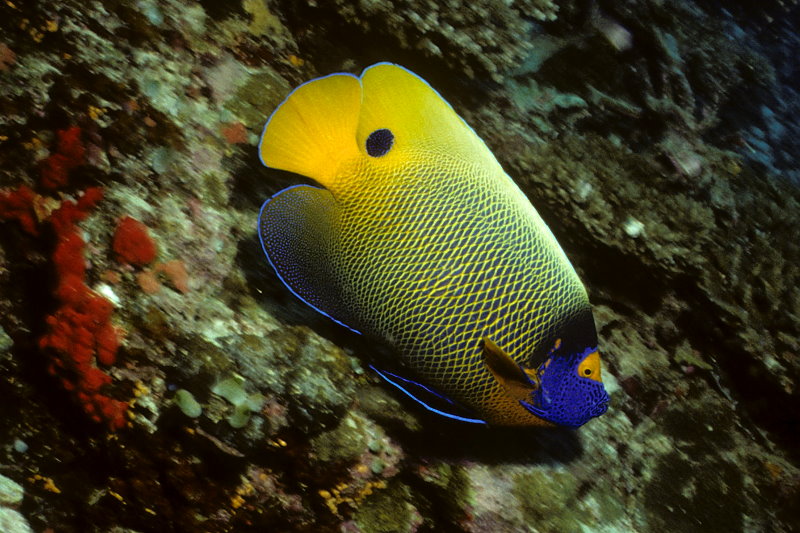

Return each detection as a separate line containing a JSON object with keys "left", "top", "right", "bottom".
{"left": 0, "top": 475, "right": 23, "bottom": 507}
{"left": 0, "top": 509, "right": 33, "bottom": 533}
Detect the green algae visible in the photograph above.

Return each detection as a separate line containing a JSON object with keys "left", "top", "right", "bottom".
{"left": 212, "top": 375, "right": 250, "bottom": 405}
{"left": 353, "top": 481, "right": 420, "bottom": 533}
{"left": 211, "top": 375, "right": 265, "bottom": 428}
{"left": 174, "top": 389, "right": 202, "bottom": 418}
{"left": 513, "top": 469, "right": 582, "bottom": 531}
{"left": 644, "top": 452, "right": 745, "bottom": 533}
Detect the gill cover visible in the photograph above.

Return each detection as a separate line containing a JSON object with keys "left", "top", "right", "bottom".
{"left": 520, "top": 348, "right": 610, "bottom": 428}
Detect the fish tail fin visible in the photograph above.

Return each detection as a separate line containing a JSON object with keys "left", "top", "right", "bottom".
{"left": 259, "top": 73, "right": 362, "bottom": 190}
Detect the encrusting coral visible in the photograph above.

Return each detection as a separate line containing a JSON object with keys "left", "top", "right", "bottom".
{"left": 113, "top": 216, "right": 157, "bottom": 267}
{"left": 289, "top": 0, "right": 560, "bottom": 81}
{"left": 0, "top": 126, "right": 128, "bottom": 430}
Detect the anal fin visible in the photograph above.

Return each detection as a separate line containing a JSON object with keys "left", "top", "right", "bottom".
{"left": 370, "top": 365, "right": 486, "bottom": 424}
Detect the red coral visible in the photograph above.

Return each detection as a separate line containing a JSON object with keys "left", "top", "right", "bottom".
{"left": 221, "top": 121, "right": 248, "bottom": 144}
{"left": 39, "top": 197, "right": 127, "bottom": 430}
{"left": 40, "top": 154, "right": 71, "bottom": 190}
{"left": 0, "top": 185, "right": 39, "bottom": 235}
{"left": 56, "top": 126, "right": 86, "bottom": 163}
{"left": 95, "top": 323, "right": 119, "bottom": 366}
{"left": 40, "top": 126, "right": 85, "bottom": 190}
{"left": 0, "top": 126, "right": 127, "bottom": 431}
{"left": 49, "top": 187, "right": 104, "bottom": 236}
{"left": 113, "top": 216, "right": 157, "bottom": 266}
{"left": 0, "top": 42, "right": 15, "bottom": 71}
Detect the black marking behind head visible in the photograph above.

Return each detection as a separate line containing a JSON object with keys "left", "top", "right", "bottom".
{"left": 366, "top": 128, "right": 394, "bottom": 157}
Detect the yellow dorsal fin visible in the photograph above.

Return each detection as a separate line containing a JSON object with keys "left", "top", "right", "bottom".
{"left": 259, "top": 73, "right": 361, "bottom": 188}
{"left": 259, "top": 63, "right": 504, "bottom": 192}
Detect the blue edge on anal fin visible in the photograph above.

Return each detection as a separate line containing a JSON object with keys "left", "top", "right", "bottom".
{"left": 259, "top": 186, "right": 485, "bottom": 424}
{"left": 370, "top": 365, "right": 487, "bottom": 424}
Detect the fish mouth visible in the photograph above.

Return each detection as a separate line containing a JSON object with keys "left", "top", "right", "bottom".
{"left": 591, "top": 400, "right": 609, "bottom": 417}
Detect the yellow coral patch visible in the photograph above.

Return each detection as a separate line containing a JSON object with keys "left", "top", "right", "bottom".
{"left": 318, "top": 479, "right": 388, "bottom": 517}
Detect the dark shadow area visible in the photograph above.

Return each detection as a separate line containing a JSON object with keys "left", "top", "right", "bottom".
{"left": 274, "top": 1, "right": 501, "bottom": 113}
{"left": 228, "top": 154, "right": 311, "bottom": 213}
{"left": 388, "top": 411, "right": 583, "bottom": 466}
{"left": 539, "top": 206, "right": 671, "bottom": 317}
{"left": 193, "top": 0, "right": 246, "bottom": 21}
{"left": 676, "top": 303, "right": 800, "bottom": 463}
{"left": 693, "top": 0, "right": 800, "bottom": 33}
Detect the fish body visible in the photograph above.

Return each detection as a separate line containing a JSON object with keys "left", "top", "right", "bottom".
{"left": 258, "top": 63, "right": 608, "bottom": 427}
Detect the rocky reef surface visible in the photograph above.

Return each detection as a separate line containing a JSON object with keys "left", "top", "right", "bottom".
{"left": 0, "top": 0, "right": 798, "bottom": 531}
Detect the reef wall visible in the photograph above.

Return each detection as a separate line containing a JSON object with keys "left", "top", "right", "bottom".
{"left": 0, "top": 0, "right": 798, "bottom": 531}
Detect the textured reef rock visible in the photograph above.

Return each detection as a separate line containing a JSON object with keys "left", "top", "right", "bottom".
{"left": 277, "top": 0, "right": 560, "bottom": 82}
{"left": 0, "top": 0, "right": 799, "bottom": 532}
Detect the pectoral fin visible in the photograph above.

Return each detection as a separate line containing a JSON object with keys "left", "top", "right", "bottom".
{"left": 481, "top": 337, "right": 538, "bottom": 402}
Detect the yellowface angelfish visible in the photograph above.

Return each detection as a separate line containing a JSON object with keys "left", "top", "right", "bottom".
{"left": 257, "top": 63, "right": 609, "bottom": 427}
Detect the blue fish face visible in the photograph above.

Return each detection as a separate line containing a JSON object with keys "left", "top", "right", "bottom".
{"left": 520, "top": 348, "right": 609, "bottom": 428}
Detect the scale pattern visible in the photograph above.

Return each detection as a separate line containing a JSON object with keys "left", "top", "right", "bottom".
{"left": 262, "top": 149, "right": 593, "bottom": 424}
{"left": 258, "top": 63, "right": 605, "bottom": 426}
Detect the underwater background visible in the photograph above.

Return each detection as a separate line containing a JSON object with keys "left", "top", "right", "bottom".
{"left": 0, "top": 0, "right": 798, "bottom": 531}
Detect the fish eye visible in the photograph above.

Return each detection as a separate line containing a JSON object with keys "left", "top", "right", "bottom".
{"left": 577, "top": 350, "right": 603, "bottom": 382}
{"left": 366, "top": 128, "right": 394, "bottom": 157}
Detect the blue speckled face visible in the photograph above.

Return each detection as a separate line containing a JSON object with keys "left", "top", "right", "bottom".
{"left": 520, "top": 348, "right": 609, "bottom": 428}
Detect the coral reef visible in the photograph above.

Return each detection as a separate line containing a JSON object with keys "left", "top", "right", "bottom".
{"left": 276, "top": 0, "right": 560, "bottom": 81}
{"left": 0, "top": 0, "right": 798, "bottom": 531}
{"left": 1, "top": 126, "right": 127, "bottom": 430}
{"left": 39, "top": 126, "right": 85, "bottom": 190}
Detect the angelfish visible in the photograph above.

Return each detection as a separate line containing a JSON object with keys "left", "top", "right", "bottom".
{"left": 257, "top": 63, "right": 609, "bottom": 427}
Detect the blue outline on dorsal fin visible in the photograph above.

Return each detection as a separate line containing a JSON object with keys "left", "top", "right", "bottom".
{"left": 258, "top": 72, "right": 360, "bottom": 169}
{"left": 369, "top": 365, "right": 487, "bottom": 424}
{"left": 258, "top": 186, "right": 363, "bottom": 335}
